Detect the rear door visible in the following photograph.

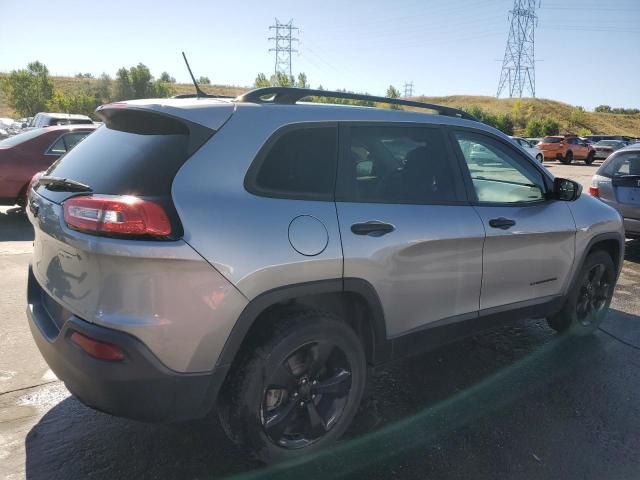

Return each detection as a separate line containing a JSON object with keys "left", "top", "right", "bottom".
{"left": 449, "top": 128, "right": 576, "bottom": 311}
{"left": 336, "top": 123, "right": 485, "bottom": 337}
{"left": 599, "top": 151, "right": 640, "bottom": 221}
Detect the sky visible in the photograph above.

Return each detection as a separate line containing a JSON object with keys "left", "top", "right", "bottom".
{"left": 0, "top": 0, "right": 638, "bottom": 109}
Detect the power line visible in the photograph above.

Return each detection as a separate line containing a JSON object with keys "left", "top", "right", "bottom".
{"left": 269, "top": 18, "right": 299, "bottom": 79}
{"left": 497, "top": 0, "right": 539, "bottom": 98}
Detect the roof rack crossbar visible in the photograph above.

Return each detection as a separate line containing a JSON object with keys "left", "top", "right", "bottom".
{"left": 235, "top": 87, "right": 477, "bottom": 121}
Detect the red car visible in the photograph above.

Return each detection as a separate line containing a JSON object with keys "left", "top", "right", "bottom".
{"left": 0, "top": 124, "right": 96, "bottom": 206}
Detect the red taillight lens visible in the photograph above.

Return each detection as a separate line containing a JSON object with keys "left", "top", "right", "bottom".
{"left": 70, "top": 332, "right": 125, "bottom": 361}
{"left": 589, "top": 186, "right": 599, "bottom": 197}
{"left": 63, "top": 195, "right": 171, "bottom": 237}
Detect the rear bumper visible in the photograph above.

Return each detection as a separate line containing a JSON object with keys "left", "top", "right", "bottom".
{"left": 27, "top": 267, "right": 229, "bottom": 422}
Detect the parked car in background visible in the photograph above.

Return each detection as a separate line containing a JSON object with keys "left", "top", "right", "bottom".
{"left": 594, "top": 140, "right": 628, "bottom": 160}
{"left": 586, "top": 135, "right": 634, "bottom": 144}
{"left": 510, "top": 136, "right": 543, "bottom": 163}
{"left": 590, "top": 144, "right": 640, "bottom": 238}
{"left": 25, "top": 87, "right": 624, "bottom": 464}
{"left": 27, "top": 112, "right": 93, "bottom": 129}
{"left": 0, "top": 124, "right": 97, "bottom": 206}
{"left": 537, "top": 135, "right": 595, "bottom": 164}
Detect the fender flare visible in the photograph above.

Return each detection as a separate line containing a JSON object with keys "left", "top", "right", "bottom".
{"left": 215, "top": 278, "right": 391, "bottom": 367}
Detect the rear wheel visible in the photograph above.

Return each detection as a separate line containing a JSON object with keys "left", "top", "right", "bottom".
{"left": 219, "top": 310, "right": 367, "bottom": 463}
{"left": 561, "top": 150, "right": 573, "bottom": 164}
{"left": 585, "top": 151, "right": 595, "bottom": 165}
{"left": 547, "top": 251, "right": 615, "bottom": 335}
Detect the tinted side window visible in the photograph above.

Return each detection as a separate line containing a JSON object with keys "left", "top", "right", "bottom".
{"left": 337, "top": 126, "right": 459, "bottom": 205}
{"left": 455, "top": 131, "right": 546, "bottom": 204}
{"left": 248, "top": 126, "right": 338, "bottom": 200}
{"left": 47, "top": 136, "right": 67, "bottom": 154}
{"left": 63, "top": 132, "right": 90, "bottom": 150}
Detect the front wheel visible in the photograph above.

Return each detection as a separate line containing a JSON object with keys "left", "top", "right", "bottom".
{"left": 547, "top": 251, "right": 615, "bottom": 335}
{"left": 219, "top": 311, "right": 367, "bottom": 463}
{"left": 536, "top": 153, "right": 544, "bottom": 163}
{"left": 585, "top": 151, "right": 595, "bottom": 165}
{"left": 561, "top": 150, "right": 574, "bottom": 164}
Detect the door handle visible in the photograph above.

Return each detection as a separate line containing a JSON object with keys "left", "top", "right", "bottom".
{"left": 351, "top": 221, "right": 395, "bottom": 237}
{"left": 489, "top": 217, "right": 516, "bottom": 230}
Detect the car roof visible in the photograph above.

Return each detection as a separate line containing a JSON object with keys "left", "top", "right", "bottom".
{"left": 99, "top": 96, "right": 502, "bottom": 137}
{"left": 36, "top": 112, "right": 93, "bottom": 120}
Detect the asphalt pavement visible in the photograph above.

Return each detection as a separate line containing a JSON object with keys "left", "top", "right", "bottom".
{"left": 1, "top": 161, "right": 640, "bottom": 480}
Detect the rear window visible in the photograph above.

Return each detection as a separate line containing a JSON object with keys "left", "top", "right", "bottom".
{"left": 39, "top": 109, "right": 212, "bottom": 202}
{"left": 542, "top": 137, "right": 562, "bottom": 143}
{"left": 246, "top": 125, "right": 338, "bottom": 201}
{"left": 601, "top": 151, "right": 640, "bottom": 177}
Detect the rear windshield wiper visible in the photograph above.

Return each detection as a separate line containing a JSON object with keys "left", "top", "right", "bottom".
{"left": 38, "top": 176, "right": 92, "bottom": 193}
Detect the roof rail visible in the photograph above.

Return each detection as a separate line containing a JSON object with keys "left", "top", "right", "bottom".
{"left": 235, "top": 87, "right": 477, "bottom": 121}
{"left": 172, "top": 93, "right": 234, "bottom": 99}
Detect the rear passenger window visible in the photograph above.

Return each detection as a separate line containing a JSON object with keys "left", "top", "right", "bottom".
{"left": 248, "top": 126, "right": 338, "bottom": 200}
{"left": 336, "top": 126, "right": 459, "bottom": 204}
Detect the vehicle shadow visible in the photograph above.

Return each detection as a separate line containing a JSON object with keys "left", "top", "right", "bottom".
{"left": 25, "top": 313, "right": 638, "bottom": 480}
{"left": 0, "top": 207, "right": 34, "bottom": 242}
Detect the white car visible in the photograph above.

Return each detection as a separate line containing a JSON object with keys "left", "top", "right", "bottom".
{"left": 510, "top": 136, "right": 544, "bottom": 163}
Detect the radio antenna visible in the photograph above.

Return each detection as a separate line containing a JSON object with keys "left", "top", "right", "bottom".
{"left": 181, "top": 51, "right": 207, "bottom": 98}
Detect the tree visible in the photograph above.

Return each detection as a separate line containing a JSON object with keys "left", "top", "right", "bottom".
{"left": 541, "top": 118, "right": 560, "bottom": 136}
{"left": 0, "top": 61, "right": 54, "bottom": 116}
{"left": 129, "top": 63, "right": 153, "bottom": 98}
{"left": 47, "top": 90, "right": 100, "bottom": 117}
{"left": 198, "top": 76, "right": 211, "bottom": 85}
{"left": 493, "top": 113, "right": 514, "bottom": 135}
{"left": 386, "top": 85, "right": 400, "bottom": 99}
{"left": 524, "top": 117, "right": 544, "bottom": 137}
{"left": 297, "top": 72, "right": 309, "bottom": 89}
{"left": 511, "top": 99, "right": 523, "bottom": 128}
{"left": 569, "top": 106, "right": 586, "bottom": 127}
{"left": 114, "top": 67, "right": 134, "bottom": 100}
{"left": 94, "top": 73, "right": 112, "bottom": 103}
{"left": 159, "top": 72, "right": 176, "bottom": 83}
{"left": 595, "top": 105, "right": 612, "bottom": 113}
{"left": 254, "top": 73, "right": 270, "bottom": 88}
{"left": 271, "top": 72, "right": 294, "bottom": 87}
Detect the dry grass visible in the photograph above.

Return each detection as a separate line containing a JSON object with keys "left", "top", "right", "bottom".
{"left": 1, "top": 75, "right": 638, "bottom": 135}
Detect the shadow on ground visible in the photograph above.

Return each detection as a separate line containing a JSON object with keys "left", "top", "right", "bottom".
{"left": 625, "top": 239, "right": 640, "bottom": 264}
{"left": 24, "top": 312, "right": 640, "bottom": 480}
{"left": 0, "top": 207, "right": 33, "bottom": 242}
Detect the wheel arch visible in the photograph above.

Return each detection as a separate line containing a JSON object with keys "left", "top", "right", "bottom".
{"left": 215, "top": 278, "right": 391, "bottom": 370}
{"left": 568, "top": 232, "right": 625, "bottom": 295}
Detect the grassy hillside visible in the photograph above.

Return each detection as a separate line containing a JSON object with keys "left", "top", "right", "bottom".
{"left": 1, "top": 75, "right": 639, "bottom": 136}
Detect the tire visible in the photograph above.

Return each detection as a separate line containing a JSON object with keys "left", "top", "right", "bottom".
{"left": 561, "top": 150, "right": 573, "bottom": 164}
{"left": 547, "top": 250, "right": 615, "bottom": 336}
{"left": 536, "top": 154, "right": 544, "bottom": 163}
{"left": 218, "top": 310, "right": 367, "bottom": 464}
{"left": 585, "top": 151, "right": 595, "bottom": 165}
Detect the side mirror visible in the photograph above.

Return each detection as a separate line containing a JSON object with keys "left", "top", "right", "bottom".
{"left": 21, "top": 122, "right": 28, "bottom": 128}
{"left": 553, "top": 177, "right": 582, "bottom": 201}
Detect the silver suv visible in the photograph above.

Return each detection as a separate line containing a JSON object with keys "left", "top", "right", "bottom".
{"left": 26, "top": 88, "right": 624, "bottom": 463}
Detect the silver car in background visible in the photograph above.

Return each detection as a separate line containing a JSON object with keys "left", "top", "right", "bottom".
{"left": 593, "top": 140, "right": 627, "bottom": 160}
{"left": 510, "top": 136, "right": 544, "bottom": 163}
{"left": 591, "top": 144, "right": 640, "bottom": 237}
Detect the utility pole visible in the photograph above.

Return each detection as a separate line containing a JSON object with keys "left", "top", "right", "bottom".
{"left": 403, "top": 81, "right": 414, "bottom": 98}
{"left": 269, "top": 19, "right": 299, "bottom": 79}
{"left": 496, "top": 0, "right": 539, "bottom": 98}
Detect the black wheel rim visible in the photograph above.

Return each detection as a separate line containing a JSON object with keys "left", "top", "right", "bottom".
{"left": 576, "top": 263, "right": 611, "bottom": 326}
{"left": 260, "top": 341, "right": 352, "bottom": 449}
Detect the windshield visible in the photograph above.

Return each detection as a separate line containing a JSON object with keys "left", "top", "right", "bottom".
{"left": 542, "top": 136, "right": 562, "bottom": 143}
{"left": 0, "top": 127, "right": 43, "bottom": 146}
{"left": 601, "top": 151, "right": 640, "bottom": 176}
{"left": 597, "top": 140, "right": 623, "bottom": 147}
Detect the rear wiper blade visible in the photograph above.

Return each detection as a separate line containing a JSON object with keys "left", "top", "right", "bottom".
{"left": 38, "top": 176, "right": 92, "bottom": 193}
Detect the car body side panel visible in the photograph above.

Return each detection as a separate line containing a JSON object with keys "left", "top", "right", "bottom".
{"left": 474, "top": 201, "right": 576, "bottom": 310}
{"left": 27, "top": 191, "right": 248, "bottom": 373}
{"left": 566, "top": 193, "right": 626, "bottom": 290}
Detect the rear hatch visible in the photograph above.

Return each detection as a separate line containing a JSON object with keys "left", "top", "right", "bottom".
{"left": 599, "top": 150, "right": 640, "bottom": 220}
{"left": 538, "top": 136, "right": 564, "bottom": 151}
{"left": 28, "top": 102, "right": 233, "bottom": 326}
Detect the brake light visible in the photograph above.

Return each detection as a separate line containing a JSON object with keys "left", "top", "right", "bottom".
{"left": 70, "top": 331, "right": 124, "bottom": 361}
{"left": 63, "top": 195, "right": 171, "bottom": 237}
{"left": 589, "top": 178, "right": 600, "bottom": 197}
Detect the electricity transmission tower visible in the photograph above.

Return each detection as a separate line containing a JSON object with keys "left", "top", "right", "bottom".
{"left": 496, "top": 0, "right": 539, "bottom": 98}
{"left": 269, "top": 19, "right": 299, "bottom": 79}
{"left": 403, "top": 82, "right": 414, "bottom": 98}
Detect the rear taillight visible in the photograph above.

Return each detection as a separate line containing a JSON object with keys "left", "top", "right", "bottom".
{"left": 30, "top": 171, "right": 44, "bottom": 191}
{"left": 589, "top": 178, "right": 600, "bottom": 197}
{"left": 63, "top": 195, "right": 171, "bottom": 238}
{"left": 70, "top": 331, "right": 124, "bottom": 361}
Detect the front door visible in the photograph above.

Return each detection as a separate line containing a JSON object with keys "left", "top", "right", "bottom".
{"left": 450, "top": 129, "right": 576, "bottom": 311}
{"left": 335, "top": 123, "right": 485, "bottom": 337}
